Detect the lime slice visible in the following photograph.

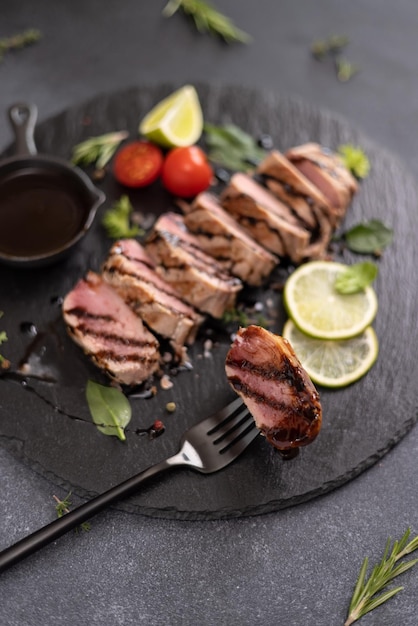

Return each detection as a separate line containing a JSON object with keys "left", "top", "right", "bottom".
{"left": 283, "top": 261, "right": 378, "bottom": 340}
{"left": 283, "top": 319, "right": 379, "bottom": 388}
{"left": 139, "top": 85, "right": 203, "bottom": 148}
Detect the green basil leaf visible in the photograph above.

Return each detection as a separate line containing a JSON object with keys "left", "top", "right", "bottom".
{"left": 335, "top": 261, "right": 378, "bottom": 294}
{"left": 86, "top": 380, "right": 132, "bottom": 441}
{"left": 345, "top": 219, "right": 393, "bottom": 254}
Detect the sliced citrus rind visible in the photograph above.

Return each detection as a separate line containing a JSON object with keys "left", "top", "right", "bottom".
{"left": 283, "top": 260, "right": 378, "bottom": 340}
{"left": 283, "top": 319, "right": 379, "bottom": 388}
{"left": 139, "top": 85, "right": 203, "bottom": 148}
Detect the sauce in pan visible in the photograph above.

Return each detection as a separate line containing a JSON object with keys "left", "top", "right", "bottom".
{"left": 0, "top": 168, "right": 88, "bottom": 257}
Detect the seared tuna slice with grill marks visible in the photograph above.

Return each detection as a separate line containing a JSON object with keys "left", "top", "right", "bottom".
{"left": 145, "top": 212, "right": 242, "bottom": 319}
{"left": 102, "top": 239, "right": 204, "bottom": 359}
{"left": 286, "top": 143, "right": 358, "bottom": 224}
{"left": 62, "top": 271, "right": 160, "bottom": 386}
{"left": 181, "top": 192, "right": 278, "bottom": 286}
{"left": 220, "top": 172, "right": 311, "bottom": 264}
{"left": 225, "top": 325, "right": 322, "bottom": 453}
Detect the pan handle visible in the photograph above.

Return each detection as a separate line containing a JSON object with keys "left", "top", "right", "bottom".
{"left": 8, "top": 103, "right": 38, "bottom": 156}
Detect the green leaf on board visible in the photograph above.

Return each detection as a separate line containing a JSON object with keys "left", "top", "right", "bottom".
{"left": 344, "top": 219, "right": 393, "bottom": 254}
{"left": 101, "top": 195, "right": 142, "bottom": 239}
{"left": 338, "top": 144, "right": 370, "bottom": 179}
{"left": 86, "top": 380, "right": 132, "bottom": 441}
{"left": 334, "top": 261, "right": 378, "bottom": 295}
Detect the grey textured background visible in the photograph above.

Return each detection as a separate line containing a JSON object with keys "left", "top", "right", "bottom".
{"left": 1, "top": 2, "right": 418, "bottom": 625}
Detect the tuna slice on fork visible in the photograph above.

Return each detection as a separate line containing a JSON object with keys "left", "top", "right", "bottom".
{"left": 62, "top": 271, "right": 160, "bottom": 386}
{"left": 225, "top": 325, "right": 322, "bottom": 454}
{"left": 145, "top": 212, "right": 242, "bottom": 319}
{"left": 102, "top": 238, "right": 204, "bottom": 360}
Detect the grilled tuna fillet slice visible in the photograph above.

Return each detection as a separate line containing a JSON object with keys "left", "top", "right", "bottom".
{"left": 225, "top": 325, "right": 322, "bottom": 452}
{"left": 62, "top": 271, "right": 160, "bottom": 386}
{"left": 286, "top": 143, "right": 358, "bottom": 224}
{"left": 256, "top": 149, "right": 337, "bottom": 229}
{"left": 221, "top": 173, "right": 322, "bottom": 263}
{"left": 146, "top": 212, "right": 242, "bottom": 318}
{"left": 102, "top": 239, "right": 204, "bottom": 358}
{"left": 182, "top": 192, "right": 278, "bottom": 286}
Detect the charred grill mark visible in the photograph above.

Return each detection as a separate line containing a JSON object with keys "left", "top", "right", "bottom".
{"left": 225, "top": 354, "right": 308, "bottom": 392}
{"left": 92, "top": 351, "right": 160, "bottom": 365}
{"left": 70, "top": 323, "right": 158, "bottom": 349}
{"left": 64, "top": 307, "right": 113, "bottom": 322}
{"left": 190, "top": 227, "right": 234, "bottom": 242}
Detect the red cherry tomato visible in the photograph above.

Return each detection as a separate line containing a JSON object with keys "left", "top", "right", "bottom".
{"left": 161, "top": 146, "right": 213, "bottom": 198}
{"left": 113, "top": 141, "right": 164, "bottom": 188}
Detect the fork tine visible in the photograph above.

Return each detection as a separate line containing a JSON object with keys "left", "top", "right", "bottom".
{"left": 211, "top": 405, "right": 253, "bottom": 443}
{"left": 218, "top": 420, "right": 259, "bottom": 457}
{"left": 203, "top": 396, "right": 246, "bottom": 434}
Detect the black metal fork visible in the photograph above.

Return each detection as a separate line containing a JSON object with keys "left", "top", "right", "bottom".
{"left": 0, "top": 397, "right": 258, "bottom": 573}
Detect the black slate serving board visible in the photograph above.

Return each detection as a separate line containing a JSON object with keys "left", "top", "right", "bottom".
{"left": 1, "top": 83, "right": 417, "bottom": 520}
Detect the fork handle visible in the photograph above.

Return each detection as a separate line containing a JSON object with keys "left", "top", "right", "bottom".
{"left": 0, "top": 455, "right": 181, "bottom": 574}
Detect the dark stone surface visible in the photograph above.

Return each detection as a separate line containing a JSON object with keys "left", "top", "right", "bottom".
{"left": 1, "top": 2, "right": 418, "bottom": 624}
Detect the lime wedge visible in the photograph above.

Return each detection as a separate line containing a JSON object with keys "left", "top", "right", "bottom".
{"left": 139, "top": 85, "right": 203, "bottom": 148}
{"left": 282, "top": 319, "right": 379, "bottom": 388}
{"left": 283, "top": 261, "right": 378, "bottom": 340}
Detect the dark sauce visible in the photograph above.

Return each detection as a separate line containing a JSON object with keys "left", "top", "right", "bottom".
{"left": 0, "top": 170, "right": 88, "bottom": 257}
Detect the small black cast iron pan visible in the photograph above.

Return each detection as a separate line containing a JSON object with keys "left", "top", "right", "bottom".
{"left": 0, "top": 103, "right": 105, "bottom": 268}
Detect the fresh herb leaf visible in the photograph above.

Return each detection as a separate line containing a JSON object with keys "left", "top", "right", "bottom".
{"left": 335, "top": 261, "right": 378, "bottom": 295}
{"left": 162, "top": 0, "right": 251, "bottom": 44}
{"left": 204, "top": 123, "right": 266, "bottom": 171}
{"left": 336, "top": 57, "right": 360, "bottom": 82}
{"left": 344, "top": 219, "right": 393, "bottom": 254}
{"left": 86, "top": 380, "right": 132, "bottom": 441}
{"left": 338, "top": 144, "right": 370, "bottom": 179}
{"left": 72, "top": 130, "right": 128, "bottom": 169}
{"left": 53, "top": 493, "right": 91, "bottom": 532}
{"left": 102, "top": 195, "right": 142, "bottom": 239}
{"left": 0, "top": 29, "right": 42, "bottom": 63}
{"left": 345, "top": 529, "right": 418, "bottom": 625}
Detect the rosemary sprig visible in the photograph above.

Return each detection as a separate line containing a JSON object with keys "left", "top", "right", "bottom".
{"left": 345, "top": 529, "right": 418, "bottom": 625}
{"left": 71, "top": 130, "right": 129, "bottom": 170}
{"left": 53, "top": 493, "right": 91, "bottom": 533}
{"left": 102, "top": 195, "right": 143, "bottom": 239}
{"left": 0, "top": 29, "right": 42, "bottom": 63}
{"left": 162, "top": 0, "right": 251, "bottom": 44}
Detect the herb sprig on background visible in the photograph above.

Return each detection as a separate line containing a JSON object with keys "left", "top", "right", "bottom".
{"left": 0, "top": 29, "right": 41, "bottom": 64}
{"left": 345, "top": 529, "right": 418, "bottom": 625}
{"left": 53, "top": 493, "right": 91, "bottom": 533}
{"left": 204, "top": 122, "right": 266, "bottom": 171}
{"left": 162, "top": 0, "right": 251, "bottom": 44}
